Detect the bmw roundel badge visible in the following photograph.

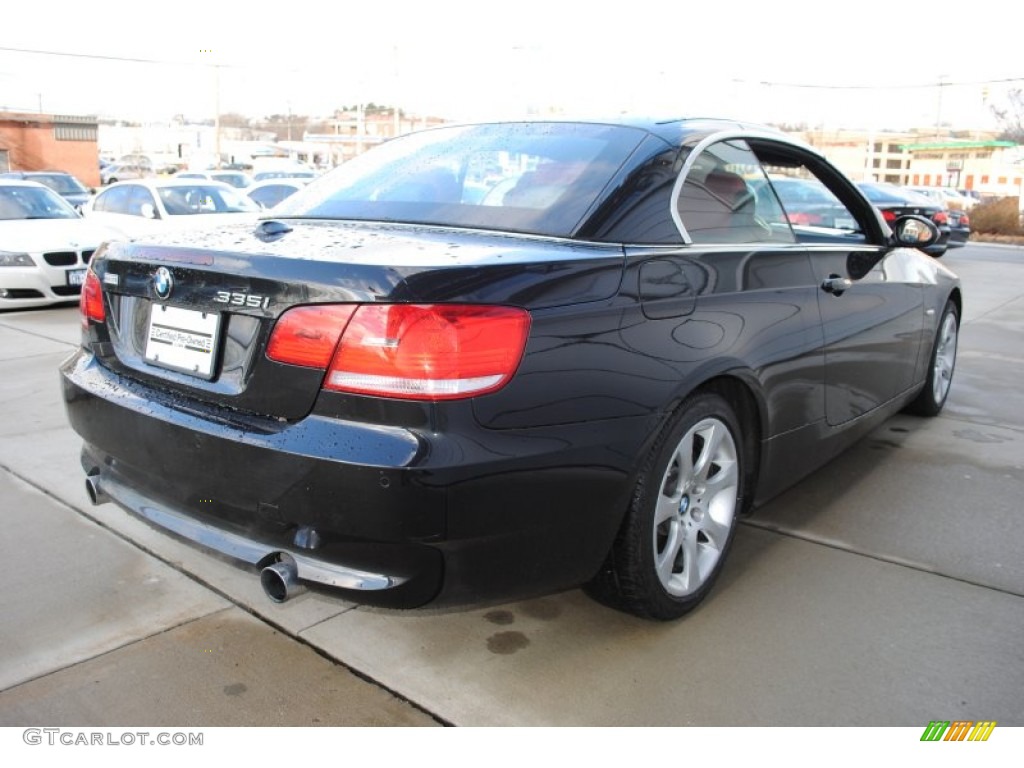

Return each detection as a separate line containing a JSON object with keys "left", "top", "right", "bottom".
{"left": 153, "top": 267, "right": 174, "bottom": 300}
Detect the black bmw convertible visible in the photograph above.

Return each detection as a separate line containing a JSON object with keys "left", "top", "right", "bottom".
{"left": 62, "top": 117, "right": 960, "bottom": 620}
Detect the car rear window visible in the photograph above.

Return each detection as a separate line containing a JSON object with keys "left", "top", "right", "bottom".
{"left": 275, "top": 122, "right": 648, "bottom": 238}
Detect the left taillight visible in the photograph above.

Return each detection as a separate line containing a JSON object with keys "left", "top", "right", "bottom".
{"left": 80, "top": 269, "right": 105, "bottom": 327}
{"left": 267, "top": 303, "right": 532, "bottom": 401}
{"left": 932, "top": 211, "right": 948, "bottom": 225}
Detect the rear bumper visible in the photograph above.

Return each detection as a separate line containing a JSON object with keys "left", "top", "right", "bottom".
{"left": 85, "top": 470, "right": 403, "bottom": 592}
{"left": 62, "top": 350, "right": 654, "bottom": 607}
{"left": 946, "top": 227, "right": 970, "bottom": 248}
{"left": 922, "top": 228, "right": 951, "bottom": 256}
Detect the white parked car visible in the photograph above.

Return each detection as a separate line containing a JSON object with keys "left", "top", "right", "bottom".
{"left": 907, "top": 186, "right": 976, "bottom": 211}
{"left": 100, "top": 162, "right": 153, "bottom": 186}
{"left": 0, "top": 180, "right": 120, "bottom": 308}
{"left": 251, "top": 168, "right": 318, "bottom": 183}
{"left": 81, "top": 178, "right": 261, "bottom": 238}
{"left": 175, "top": 170, "right": 254, "bottom": 189}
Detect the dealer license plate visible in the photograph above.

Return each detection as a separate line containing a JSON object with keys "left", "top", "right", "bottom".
{"left": 145, "top": 304, "right": 220, "bottom": 379}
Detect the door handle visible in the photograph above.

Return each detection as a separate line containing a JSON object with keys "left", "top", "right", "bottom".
{"left": 821, "top": 274, "right": 852, "bottom": 295}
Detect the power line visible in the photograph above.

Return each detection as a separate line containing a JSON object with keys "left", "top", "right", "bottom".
{"left": 733, "top": 76, "right": 1024, "bottom": 90}
{"left": 11, "top": 43, "right": 1019, "bottom": 95}
{"left": 0, "top": 45, "right": 224, "bottom": 68}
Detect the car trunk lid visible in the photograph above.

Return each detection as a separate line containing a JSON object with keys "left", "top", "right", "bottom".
{"left": 85, "top": 220, "right": 625, "bottom": 421}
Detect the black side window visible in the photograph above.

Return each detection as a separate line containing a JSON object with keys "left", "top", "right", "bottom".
{"left": 676, "top": 139, "right": 793, "bottom": 244}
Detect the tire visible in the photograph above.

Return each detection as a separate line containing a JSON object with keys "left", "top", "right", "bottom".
{"left": 906, "top": 299, "right": 959, "bottom": 416}
{"left": 587, "top": 393, "right": 745, "bottom": 620}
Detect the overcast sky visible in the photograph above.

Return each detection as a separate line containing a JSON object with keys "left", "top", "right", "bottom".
{"left": 1, "top": 0, "right": 1019, "bottom": 132}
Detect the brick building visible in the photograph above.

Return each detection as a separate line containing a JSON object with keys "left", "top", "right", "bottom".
{"left": 0, "top": 112, "right": 100, "bottom": 187}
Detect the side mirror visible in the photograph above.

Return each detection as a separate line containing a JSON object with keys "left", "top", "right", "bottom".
{"left": 891, "top": 215, "right": 939, "bottom": 248}
{"left": 139, "top": 203, "right": 158, "bottom": 220}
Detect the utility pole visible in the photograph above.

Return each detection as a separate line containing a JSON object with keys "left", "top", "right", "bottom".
{"left": 934, "top": 75, "right": 947, "bottom": 140}
{"left": 357, "top": 103, "right": 364, "bottom": 155}
{"left": 214, "top": 64, "right": 222, "bottom": 169}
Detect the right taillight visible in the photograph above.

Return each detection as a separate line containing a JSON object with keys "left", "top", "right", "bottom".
{"left": 328, "top": 304, "right": 531, "bottom": 400}
{"left": 267, "top": 303, "right": 531, "bottom": 400}
{"left": 80, "top": 269, "right": 105, "bottom": 327}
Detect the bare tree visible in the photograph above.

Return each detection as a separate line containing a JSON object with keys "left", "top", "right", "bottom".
{"left": 991, "top": 88, "right": 1024, "bottom": 143}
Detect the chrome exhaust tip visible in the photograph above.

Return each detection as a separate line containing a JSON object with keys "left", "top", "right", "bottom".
{"left": 260, "top": 557, "right": 304, "bottom": 603}
{"left": 85, "top": 473, "right": 110, "bottom": 506}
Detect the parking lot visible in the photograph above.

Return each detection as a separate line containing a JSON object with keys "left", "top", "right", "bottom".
{"left": 0, "top": 242, "right": 1022, "bottom": 728}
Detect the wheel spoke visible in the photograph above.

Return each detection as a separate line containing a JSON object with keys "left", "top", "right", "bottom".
{"left": 654, "top": 492, "right": 679, "bottom": 527}
{"left": 673, "top": 433, "right": 696, "bottom": 488}
{"left": 698, "top": 513, "right": 731, "bottom": 551}
{"left": 655, "top": 520, "right": 682, "bottom": 585}
{"left": 704, "top": 456, "right": 738, "bottom": 492}
{"left": 692, "top": 422, "right": 724, "bottom": 482}
{"left": 678, "top": 529, "right": 701, "bottom": 593}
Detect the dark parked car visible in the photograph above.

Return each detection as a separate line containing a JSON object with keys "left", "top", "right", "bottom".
{"left": 0, "top": 171, "right": 94, "bottom": 210}
{"left": 902, "top": 186, "right": 970, "bottom": 248}
{"left": 62, "top": 118, "right": 960, "bottom": 620}
{"left": 856, "top": 182, "right": 952, "bottom": 256}
{"left": 944, "top": 207, "right": 970, "bottom": 248}
{"left": 752, "top": 176, "right": 859, "bottom": 230}
{"left": 898, "top": 185, "right": 970, "bottom": 249}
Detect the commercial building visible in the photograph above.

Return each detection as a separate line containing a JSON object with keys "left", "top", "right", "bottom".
{"left": 0, "top": 111, "right": 100, "bottom": 187}
{"left": 795, "top": 128, "right": 1023, "bottom": 197}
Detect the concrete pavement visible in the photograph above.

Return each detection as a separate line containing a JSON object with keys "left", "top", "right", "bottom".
{"left": 0, "top": 242, "right": 1021, "bottom": 727}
